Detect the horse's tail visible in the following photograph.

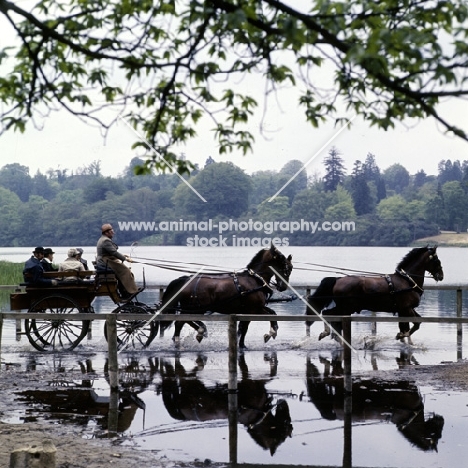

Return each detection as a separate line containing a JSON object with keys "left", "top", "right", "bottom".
{"left": 305, "top": 277, "right": 337, "bottom": 320}
{"left": 159, "top": 275, "right": 191, "bottom": 333}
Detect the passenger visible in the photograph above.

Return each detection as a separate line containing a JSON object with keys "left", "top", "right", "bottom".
{"left": 23, "top": 246, "right": 58, "bottom": 286}
{"left": 41, "top": 248, "right": 58, "bottom": 272}
{"left": 96, "top": 223, "right": 139, "bottom": 299}
{"left": 59, "top": 248, "right": 85, "bottom": 282}
{"left": 75, "top": 247, "right": 89, "bottom": 270}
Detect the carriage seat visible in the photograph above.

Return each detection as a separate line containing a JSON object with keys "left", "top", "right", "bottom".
{"left": 93, "top": 261, "right": 115, "bottom": 274}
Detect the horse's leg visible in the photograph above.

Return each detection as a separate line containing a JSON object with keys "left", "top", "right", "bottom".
{"left": 407, "top": 310, "right": 421, "bottom": 345}
{"left": 237, "top": 321, "right": 250, "bottom": 349}
{"left": 305, "top": 298, "right": 322, "bottom": 337}
{"left": 184, "top": 320, "right": 208, "bottom": 343}
{"left": 318, "top": 307, "right": 336, "bottom": 340}
{"left": 194, "top": 320, "right": 208, "bottom": 343}
{"left": 318, "top": 307, "right": 345, "bottom": 341}
{"left": 263, "top": 306, "right": 278, "bottom": 343}
{"left": 172, "top": 321, "right": 185, "bottom": 347}
{"left": 396, "top": 309, "right": 419, "bottom": 345}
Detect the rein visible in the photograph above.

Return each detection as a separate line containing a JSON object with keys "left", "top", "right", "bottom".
{"left": 294, "top": 261, "right": 436, "bottom": 280}
{"left": 395, "top": 268, "right": 425, "bottom": 294}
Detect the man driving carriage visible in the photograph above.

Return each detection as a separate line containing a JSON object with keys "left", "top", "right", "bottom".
{"left": 96, "top": 223, "right": 140, "bottom": 300}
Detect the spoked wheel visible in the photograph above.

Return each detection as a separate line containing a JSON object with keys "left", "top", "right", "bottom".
{"left": 25, "top": 295, "right": 90, "bottom": 352}
{"left": 104, "top": 303, "right": 158, "bottom": 350}
{"left": 104, "top": 357, "right": 159, "bottom": 393}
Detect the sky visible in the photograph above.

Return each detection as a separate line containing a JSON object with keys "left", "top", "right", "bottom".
{"left": 1, "top": 3, "right": 467, "bottom": 180}
{"left": 1, "top": 96, "right": 466, "bottom": 179}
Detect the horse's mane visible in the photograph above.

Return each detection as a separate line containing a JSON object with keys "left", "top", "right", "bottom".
{"left": 247, "top": 248, "right": 270, "bottom": 269}
{"left": 397, "top": 246, "right": 430, "bottom": 270}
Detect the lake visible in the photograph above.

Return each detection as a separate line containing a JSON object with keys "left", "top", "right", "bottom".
{"left": 2, "top": 244, "right": 468, "bottom": 285}
{"left": 1, "top": 245, "right": 468, "bottom": 467}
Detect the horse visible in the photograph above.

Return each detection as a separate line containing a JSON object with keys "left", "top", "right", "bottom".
{"left": 305, "top": 355, "right": 444, "bottom": 451}
{"left": 305, "top": 246, "right": 444, "bottom": 344}
{"left": 159, "top": 243, "right": 293, "bottom": 349}
{"left": 160, "top": 353, "right": 293, "bottom": 455}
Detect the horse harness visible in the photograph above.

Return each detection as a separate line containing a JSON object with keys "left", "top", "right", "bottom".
{"left": 189, "top": 269, "right": 274, "bottom": 308}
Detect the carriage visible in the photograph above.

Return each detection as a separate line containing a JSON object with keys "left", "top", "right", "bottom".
{"left": 9, "top": 244, "right": 294, "bottom": 352}
{"left": 9, "top": 269, "right": 158, "bottom": 352}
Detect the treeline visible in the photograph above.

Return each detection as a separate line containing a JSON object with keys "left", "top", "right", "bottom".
{"left": 0, "top": 151, "right": 467, "bottom": 247}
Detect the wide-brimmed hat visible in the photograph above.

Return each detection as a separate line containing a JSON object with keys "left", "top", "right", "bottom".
{"left": 33, "top": 246, "right": 45, "bottom": 254}
{"left": 101, "top": 223, "right": 113, "bottom": 233}
{"left": 44, "top": 248, "right": 55, "bottom": 256}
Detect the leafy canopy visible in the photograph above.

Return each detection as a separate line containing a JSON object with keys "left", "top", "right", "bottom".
{"left": 0, "top": 0, "right": 467, "bottom": 173}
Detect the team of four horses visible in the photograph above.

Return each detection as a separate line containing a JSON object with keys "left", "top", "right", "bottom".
{"left": 158, "top": 243, "right": 444, "bottom": 348}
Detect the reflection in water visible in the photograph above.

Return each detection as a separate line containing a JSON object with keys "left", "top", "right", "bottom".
{"left": 305, "top": 353, "right": 445, "bottom": 452}
{"left": 16, "top": 357, "right": 149, "bottom": 433}
{"left": 8, "top": 350, "right": 457, "bottom": 466}
{"left": 14, "top": 353, "right": 293, "bottom": 456}
{"left": 160, "top": 352, "right": 293, "bottom": 455}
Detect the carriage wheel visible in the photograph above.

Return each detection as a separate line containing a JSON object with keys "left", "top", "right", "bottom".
{"left": 104, "top": 303, "right": 158, "bottom": 350}
{"left": 104, "top": 357, "right": 158, "bottom": 393}
{"left": 25, "top": 294, "right": 90, "bottom": 352}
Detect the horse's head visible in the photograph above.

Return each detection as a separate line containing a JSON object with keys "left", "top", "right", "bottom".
{"left": 247, "top": 398, "right": 293, "bottom": 455}
{"left": 268, "top": 244, "right": 293, "bottom": 292}
{"left": 426, "top": 246, "right": 444, "bottom": 282}
{"left": 399, "top": 412, "right": 444, "bottom": 452}
{"left": 398, "top": 246, "right": 444, "bottom": 282}
{"left": 247, "top": 244, "right": 293, "bottom": 291}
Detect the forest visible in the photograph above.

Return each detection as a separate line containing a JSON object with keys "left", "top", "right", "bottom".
{"left": 0, "top": 150, "right": 467, "bottom": 247}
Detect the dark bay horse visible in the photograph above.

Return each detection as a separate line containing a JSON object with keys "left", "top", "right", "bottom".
{"left": 159, "top": 244, "right": 293, "bottom": 348}
{"left": 305, "top": 246, "right": 444, "bottom": 343}
{"left": 160, "top": 354, "right": 293, "bottom": 455}
{"left": 306, "top": 356, "right": 444, "bottom": 451}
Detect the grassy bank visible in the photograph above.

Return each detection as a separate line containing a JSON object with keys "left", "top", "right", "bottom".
{"left": 0, "top": 260, "right": 23, "bottom": 285}
{"left": 0, "top": 261, "right": 23, "bottom": 309}
{"left": 413, "top": 231, "right": 468, "bottom": 247}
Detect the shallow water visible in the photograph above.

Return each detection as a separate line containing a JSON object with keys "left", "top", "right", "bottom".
{"left": 1, "top": 346, "right": 467, "bottom": 468}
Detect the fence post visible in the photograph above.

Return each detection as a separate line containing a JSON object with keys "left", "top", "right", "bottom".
{"left": 0, "top": 313, "right": 3, "bottom": 359}
{"left": 228, "top": 316, "right": 238, "bottom": 466}
{"left": 457, "top": 289, "right": 463, "bottom": 361}
{"left": 342, "top": 316, "right": 352, "bottom": 468}
{"left": 106, "top": 314, "right": 119, "bottom": 435}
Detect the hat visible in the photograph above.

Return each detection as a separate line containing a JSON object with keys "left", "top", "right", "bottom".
{"left": 101, "top": 223, "right": 113, "bottom": 233}
{"left": 67, "top": 248, "right": 78, "bottom": 258}
{"left": 33, "top": 246, "right": 45, "bottom": 254}
{"left": 76, "top": 248, "right": 83, "bottom": 255}
{"left": 44, "top": 248, "right": 55, "bottom": 256}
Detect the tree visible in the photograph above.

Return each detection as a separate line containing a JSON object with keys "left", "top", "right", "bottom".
{"left": 1, "top": 1, "right": 468, "bottom": 173}
{"left": 256, "top": 196, "right": 290, "bottom": 221}
{"left": 323, "top": 147, "right": 346, "bottom": 191}
{"left": 383, "top": 164, "right": 410, "bottom": 194}
{"left": 350, "top": 161, "right": 373, "bottom": 215}
{"left": 440, "top": 181, "right": 468, "bottom": 231}
{"left": 30, "top": 171, "right": 58, "bottom": 200}
{"left": 277, "top": 159, "right": 308, "bottom": 204}
{"left": 0, "top": 163, "right": 32, "bottom": 202}
{"left": 250, "top": 170, "right": 281, "bottom": 208}
{"left": 438, "top": 160, "right": 463, "bottom": 185}
{"left": 0, "top": 186, "right": 22, "bottom": 244}
{"left": 82, "top": 177, "right": 125, "bottom": 204}
{"left": 362, "top": 153, "right": 380, "bottom": 183}
{"left": 414, "top": 170, "right": 428, "bottom": 188}
{"left": 173, "top": 162, "right": 252, "bottom": 219}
